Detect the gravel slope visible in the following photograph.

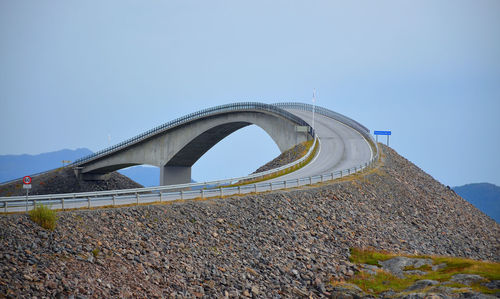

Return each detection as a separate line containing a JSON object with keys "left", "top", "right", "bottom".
{"left": 0, "top": 145, "right": 498, "bottom": 298}
{"left": 0, "top": 168, "right": 143, "bottom": 197}
{"left": 251, "top": 142, "right": 307, "bottom": 174}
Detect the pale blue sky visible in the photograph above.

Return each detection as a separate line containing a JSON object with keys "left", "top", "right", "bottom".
{"left": 1, "top": 0, "right": 499, "bottom": 186}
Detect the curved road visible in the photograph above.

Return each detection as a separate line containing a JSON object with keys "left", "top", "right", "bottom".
{"left": 268, "top": 109, "right": 372, "bottom": 182}
{"left": 0, "top": 105, "right": 374, "bottom": 212}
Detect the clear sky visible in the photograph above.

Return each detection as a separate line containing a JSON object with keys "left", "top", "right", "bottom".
{"left": 1, "top": 0, "right": 499, "bottom": 186}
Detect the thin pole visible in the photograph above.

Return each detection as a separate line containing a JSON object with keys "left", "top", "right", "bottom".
{"left": 312, "top": 89, "right": 316, "bottom": 135}
{"left": 26, "top": 189, "right": 28, "bottom": 212}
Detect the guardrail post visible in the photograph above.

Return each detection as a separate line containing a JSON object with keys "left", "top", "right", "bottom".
{"left": 181, "top": 191, "right": 184, "bottom": 200}
{"left": 321, "top": 175, "right": 324, "bottom": 182}
{"left": 159, "top": 192, "right": 162, "bottom": 203}
{"left": 269, "top": 182, "right": 272, "bottom": 191}
{"left": 4, "top": 202, "right": 7, "bottom": 213}
{"left": 219, "top": 187, "right": 223, "bottom": 198}
{"left": 201, "top": 189, "right": 205, "bottom": 199}
{"left": 88, "top": 197, "right": 91, "bottom": 209}
{"left": 340, "top": 170, "right": 343, "bottom": 178}
{"left": 309, "top": 176, "right": 312, "bottom": 185}
{"left": 348, "top": 169, "right": 350, "bottom": 175}
{"left": 33, "top": 199, "right": 36, "bottom": 209}
{"left": 136, "top": 193, "right": 139, "bottom": 205}
{"left": 238, "top": 186, "right": 241, "bottom": 194}
{"left": 254, "top": 184, "right": 257, "bottom": 193}
{"left": 296, "top": 178, "right": 300, "bottom": 186}
{"left": 113, "top": 195, "right": 116, "bottom": 207}
{"left": 62, "top": 198, "right": 65, "bottom": 211}
{"left": 284, "top": 180, "right": 287, "bottom": 189}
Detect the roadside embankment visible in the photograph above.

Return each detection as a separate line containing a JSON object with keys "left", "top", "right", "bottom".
{"left": 0, "top": 145, "right": 498, "bottom": 298}
{"left": 0, "top": 168, "right": 142, "bottom": 197}
{"left": 251, "top": 141, "right": 309, "bottom": 174}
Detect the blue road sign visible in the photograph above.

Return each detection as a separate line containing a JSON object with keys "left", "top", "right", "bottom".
{"left": 374, "top": 131, "right": 391, "bottom": 136}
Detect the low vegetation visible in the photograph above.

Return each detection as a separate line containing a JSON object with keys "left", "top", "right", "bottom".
{"left": 29, "top": 204, "right": 58, "bottom": 230}
{"left": 345, "top": 248, "right": 500, "bottom": 295}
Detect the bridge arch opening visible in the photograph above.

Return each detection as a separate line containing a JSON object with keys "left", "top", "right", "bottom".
{"left": 160, "top": 121, "right": 285, "bottom": 185}
{"left": 192, "top": 124, "right": 280, "bottom": 182}
{"left": 77, "top": 107, "right": 311, "bottom": 186}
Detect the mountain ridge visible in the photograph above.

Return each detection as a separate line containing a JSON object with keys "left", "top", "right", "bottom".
{"left": 453, "top": 182, "right": 500, "bottom": 223}
{"left": 0, "top": 148, "right": 93, "bottom": 183}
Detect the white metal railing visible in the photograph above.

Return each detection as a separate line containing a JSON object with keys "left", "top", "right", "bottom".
{"left": 0, "top": 102, "right": 380, "bottom": 212}
{"left": 0, "top": 153, "right": 378, "bottom": 213}
{"left": 0, "top": 102, "right": 313, "bottom": 186}
{"left": 275, "top": 102, "right": 379, "bottom": 162}
{"left": 0, "top": 137, "right": 320, "bottom": 212}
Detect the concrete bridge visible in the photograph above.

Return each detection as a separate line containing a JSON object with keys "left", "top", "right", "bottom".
{"left": 73, "top": 103, "right": 313, "bottom": 186}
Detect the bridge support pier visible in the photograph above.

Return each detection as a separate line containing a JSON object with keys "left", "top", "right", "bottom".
{"left": 160, "top": 166, "right": 191, "bottom": 186}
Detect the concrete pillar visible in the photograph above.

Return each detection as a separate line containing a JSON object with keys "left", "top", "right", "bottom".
{"left": 160, "top": 166, "right": 192, "bottom": 186}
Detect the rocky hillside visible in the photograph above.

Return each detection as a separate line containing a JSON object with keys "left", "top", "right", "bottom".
{"left": 0, "top": 168, "right": 143, "bottom": 197}
{"left": 252, "top": 141, "right": 308, "bottom": 174}
{"left": 0, "top": 145, "right": 498, "bottom": 298}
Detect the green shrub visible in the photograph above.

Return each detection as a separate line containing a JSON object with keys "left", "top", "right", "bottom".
{"left": 92, "top": 248, "right": 100, "bottom": 258}
{"left": 29, "top": 204, "right": 58, "bottom": 230}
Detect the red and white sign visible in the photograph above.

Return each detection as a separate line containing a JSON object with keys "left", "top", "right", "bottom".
{"left": 23, "top": 176, "right": 32, "bottom": 185}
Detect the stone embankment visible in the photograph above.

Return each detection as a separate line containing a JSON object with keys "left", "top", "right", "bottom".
{"left": 0, "top": 145, "right": 498, "bottom": 298}
{"left": 252, "top": 142, "right": 308, "bottom": 174}
{"left": 0, "top": 168, "right": 143, "bottom": 197}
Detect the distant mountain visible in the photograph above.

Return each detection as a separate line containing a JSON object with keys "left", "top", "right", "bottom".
{"left": 0, "top": 148, "right": 195, "bottom": 187}
{"left": 453, "top": 183, "right": 500, "bottom": 223}
{"left": 0, "top": 148, "right": 93, "bottom": 183}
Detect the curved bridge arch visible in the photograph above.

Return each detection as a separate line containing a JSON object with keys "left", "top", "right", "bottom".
{"left": 75, "top": 103, "right": 313, "bottom": 185}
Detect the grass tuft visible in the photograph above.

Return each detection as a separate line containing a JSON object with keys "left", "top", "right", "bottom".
{"left": 349, "top": 248, "right": 395, "bottom": 266}
{"left": 92, "top": 248, "right": 100, "bottom": 258}
{"left": 29, "top": 204, "right": 58, "bottom": 230}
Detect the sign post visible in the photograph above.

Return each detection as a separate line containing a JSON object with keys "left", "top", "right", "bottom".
{"left": 374, "top": 131, "right": 392, "bottom": 146}
{"left": 23, "top": 176, "right": 32, "bottom": 212}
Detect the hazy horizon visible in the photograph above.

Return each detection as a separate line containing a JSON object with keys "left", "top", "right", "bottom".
{"left": 1, "top": 0, "right": 499, "bottom": 187}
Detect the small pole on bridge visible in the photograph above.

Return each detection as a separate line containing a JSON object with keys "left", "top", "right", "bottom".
{"left": 312, "top": 89, "right": 316, "bottom": 133}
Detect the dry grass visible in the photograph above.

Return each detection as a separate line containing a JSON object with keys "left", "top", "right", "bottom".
{"left": 29, "top": 204, "right": 58, "bottom": 230}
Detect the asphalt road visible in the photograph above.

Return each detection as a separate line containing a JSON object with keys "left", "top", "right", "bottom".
{"left": 2, "top": 108, "right": 373, "bottom": 212}
{"left": 267, "top": 109, "right": 373, "bottom": 182}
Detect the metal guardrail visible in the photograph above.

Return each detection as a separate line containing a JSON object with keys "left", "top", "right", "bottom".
{"left": 73, "top": 102, "right": 313, "bottom": 166}
{"left": 0, "top": 102, "right": 379, "bottom": 212}
{"left": 1, "top": 154, "right": 378, "bottom": 213}
{"left": 0, "top": 102, "right": 312, "bottom": 186}
{"left": 0, "top": 133, "right": 319, "bottom": 211}
{"left": 274, "top": 102, "right": 379, "bottom": 161}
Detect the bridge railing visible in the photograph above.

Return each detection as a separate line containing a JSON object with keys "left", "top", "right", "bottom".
{"left": 0, "top": 136, "right": 319, "bottom": 211}
{"left": 0, "top": 102, "right": 313, "bottom": 186}
{"left": 273, "top": 102, "right": 379, "bottom": 162}
{"left": 72, "top": 102, "right": 314, "bottom": 166}
{"left": 0, "top": 102, "right": 380, "bottom": 212}
{"left": 0, "top": 143, "right": 380, "bottom": 213}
